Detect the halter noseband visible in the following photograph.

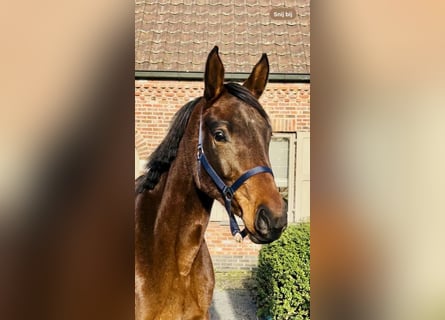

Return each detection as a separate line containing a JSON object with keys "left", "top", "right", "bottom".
{"left": 197, "top": 110, "right": 274, "bottom": 239}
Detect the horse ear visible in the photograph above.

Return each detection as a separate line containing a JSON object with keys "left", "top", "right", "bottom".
{"left": 204, "top": 46, "right": 225, "bottom": 101}
{"left": 243, "top": 53, "right": 269, "bottom": 99}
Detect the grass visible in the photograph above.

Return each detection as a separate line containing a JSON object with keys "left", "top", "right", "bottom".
{"left": 214, "top": 270, "right": 256, "bottom": 291}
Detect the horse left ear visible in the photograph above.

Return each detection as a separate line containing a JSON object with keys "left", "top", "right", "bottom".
{"left": 243, "top": 53, "right": 269, "bottom": 99}
{"left": 204, "top": 46, "right": 225, "bottom": 101}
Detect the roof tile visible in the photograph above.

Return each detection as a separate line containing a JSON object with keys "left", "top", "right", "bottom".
{"left": 135, "top": 0, "right": 310, "bottom": 74}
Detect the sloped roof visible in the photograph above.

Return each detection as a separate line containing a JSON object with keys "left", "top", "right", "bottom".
{"left": 135, "top": 0, "right": 310, "bottom": 74}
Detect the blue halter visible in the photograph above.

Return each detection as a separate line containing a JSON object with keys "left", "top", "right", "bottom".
{"left": 197, "top": 112, "right": 274, "bottom": 238}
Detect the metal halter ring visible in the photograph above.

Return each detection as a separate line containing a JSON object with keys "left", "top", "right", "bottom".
{"left": 223, "top": 187, "right": 234, "bottom": 201}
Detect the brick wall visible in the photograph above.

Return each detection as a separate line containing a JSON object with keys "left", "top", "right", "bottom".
{"left": 135, "top": 80, "right": 310, "bottom": 159}
{"left": 205, "top": 221, "right": 262, "bottom": 271}
{"left": 135, "top": 79, "right": 310, "bottom": 270}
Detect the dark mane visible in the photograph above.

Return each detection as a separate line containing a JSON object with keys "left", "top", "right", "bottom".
{"left": 137, "top": 98, "right": 200, "bottom": 192}
{"left": 137, "top": 83, "right": 269, "bottom": 193}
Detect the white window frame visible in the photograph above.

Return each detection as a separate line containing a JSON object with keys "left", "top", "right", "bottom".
{"left": 270, "top": 132, "right": 297, "bottom": 224}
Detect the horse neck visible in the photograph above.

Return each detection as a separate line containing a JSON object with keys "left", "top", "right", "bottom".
{"left": 166, "top": 104, "right": 209, "bottom": 212}
{"left": 136, "top": 101, "right": 213, "bottom": 277}
{"left": 162, "top": 154, "right": 212, "bottom": 220}
{"left": 154, "top": 131, "right": 213, "bottom": 272}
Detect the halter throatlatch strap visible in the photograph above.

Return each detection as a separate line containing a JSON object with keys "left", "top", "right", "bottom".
{"left": 197, "top": 112, "right": 274, "bottom": 238}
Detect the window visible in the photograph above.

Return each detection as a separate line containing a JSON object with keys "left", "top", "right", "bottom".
{"left": 269, "top": 133, "right": 296, "bottom": 222}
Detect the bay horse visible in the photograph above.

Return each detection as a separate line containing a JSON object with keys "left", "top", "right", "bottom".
{"left": 135, "top": 46, "right": 287, "bottom": 319}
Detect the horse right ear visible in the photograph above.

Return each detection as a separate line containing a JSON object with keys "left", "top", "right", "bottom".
{"left": 243, "top": 53, "right": 269, "bottom": 99}
{"left": 204, "top": 46, "right": 225, "bottom": 101}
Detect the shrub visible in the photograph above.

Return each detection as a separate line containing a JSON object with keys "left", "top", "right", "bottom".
{"left": 255, "top": 223, "right": 310, "bottom": 320}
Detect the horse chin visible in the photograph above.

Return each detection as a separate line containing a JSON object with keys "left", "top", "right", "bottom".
{"left": 248, "top": 233, "right": 274, "bottom": 245}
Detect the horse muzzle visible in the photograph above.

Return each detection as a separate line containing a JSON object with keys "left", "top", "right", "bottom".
{"left": 249, "top": 204, "right": 288, "bottom": 244}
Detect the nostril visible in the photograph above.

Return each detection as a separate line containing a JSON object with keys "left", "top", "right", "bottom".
{"left": 255, "top": 208, "right": 270, "bottom": 236}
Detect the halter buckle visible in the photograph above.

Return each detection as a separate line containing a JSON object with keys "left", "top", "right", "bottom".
{"left": 197, "top": 145, "right": 203, "bottom": 161}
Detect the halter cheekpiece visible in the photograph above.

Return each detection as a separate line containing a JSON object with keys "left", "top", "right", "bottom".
{"left": 197, "top": 108, "right": 274, "bottom": 238}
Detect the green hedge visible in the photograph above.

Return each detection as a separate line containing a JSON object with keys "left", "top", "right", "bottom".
{"left": 255, "top": 223, "right": 310, "bottom": 320}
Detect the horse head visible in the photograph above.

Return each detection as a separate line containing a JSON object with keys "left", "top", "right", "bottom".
{"left": 194, "top": 46, "right": 288, "bottom": 244}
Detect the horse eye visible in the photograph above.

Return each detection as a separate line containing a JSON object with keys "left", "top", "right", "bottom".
{"left": 214, "top": 131, "right": 226, "bottom": 142}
